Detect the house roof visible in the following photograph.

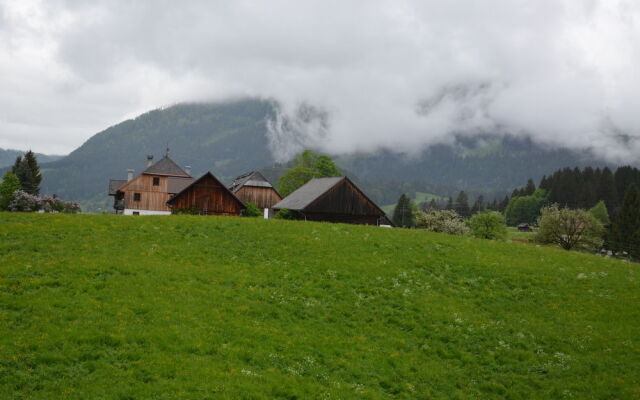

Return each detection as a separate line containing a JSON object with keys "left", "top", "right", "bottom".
{"left": 228, "top": 171, "right": 277, "bottom": 193}
{"left": 167, "top": 177, "right": 195, "bottom": 194}
{"left": 167, "top": 171, "right": 246, "bottom": 208}
{"left": 272, "top": 177, "right": 344, "bottom": 211}
{"left": 108, "top": 179, "right": 127, "bottom": 195}
{"left": 143, "top": 156, "right": 191, "bottom": 177}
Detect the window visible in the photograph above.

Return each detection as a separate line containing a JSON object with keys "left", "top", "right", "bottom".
{"left": 134, "top": 193, "right": 141, "bottom": 201}
{"left": 153, "top": 177, "right": 160, "bottom": 186}
{"left": 133, "top": 211, "right": 140, "bottom": 216}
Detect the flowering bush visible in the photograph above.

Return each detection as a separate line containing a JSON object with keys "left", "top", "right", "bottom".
{"left": 8, "top": 191, "right": 81, "bottom": 213}
{"left": 415, "top": 209, "right": 469, "bottom": 236}
{"left": 8, "top": 190, "right": 40, "bottom": 212}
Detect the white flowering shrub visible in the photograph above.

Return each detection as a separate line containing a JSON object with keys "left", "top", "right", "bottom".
{"left": 8, "top": 190, "right": 80, "bottom": 213}
{"left": 8, "top": 190, "right": 40, "bottom": 212}
{"left": 415, "top": 209, "right": 469, "bottom": 236}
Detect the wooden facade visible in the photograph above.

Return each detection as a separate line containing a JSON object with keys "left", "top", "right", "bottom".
{"left": 108, "top": 155, "right": 194, "bottom": 215}
{"left": 228, "top": 171, "right": 282, "bottom": 209}
{"left": 167, "top": 172, "right": 245, "bottom": 216}
{"left": 118, "top": 174, "right": 174, "bottom": 212}
{"left": 272, "top": 177, "right": 391, "bottom": 226}
{"left": 234, "top": 186, "right": 282, "bottom": 209}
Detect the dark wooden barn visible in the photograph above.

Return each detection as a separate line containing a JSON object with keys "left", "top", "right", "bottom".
{"left": 167, "top": 172, "right": 245, "bottom": 216}
{"left": 228, "top": 171, "right": 282, "bottom": 209}
{"left": 272, "top": 176, "right": 391, "bottom": 225}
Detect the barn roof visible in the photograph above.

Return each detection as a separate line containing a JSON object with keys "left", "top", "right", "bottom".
{"left": 167, "top": 171, "right": 246, "bottom": 208}
{"left": 108, "top": 179, "right": 127, "bottom": 195}
{"left": 228, "top": 171, "right": 275, "bottom": 192}
{"left": 272, "top": 177, "right": 344, "bottom": 211}
{"left": 143, "top": 156, "right": 191, "bottom": 177}
{"left": 167, "top": 177, "right": 195, "bottom": 194}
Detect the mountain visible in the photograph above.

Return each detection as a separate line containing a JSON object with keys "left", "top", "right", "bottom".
{"left": 0, "top": 149, "right": 64, "bottom": 168}
{"left": 36, "top": 98, "right": 613, "bottom": 212}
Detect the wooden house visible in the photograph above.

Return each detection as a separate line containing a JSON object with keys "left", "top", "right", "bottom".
{"left": 272, "top": 176, "right": 391, "bottom": 225}
{"left": 167, "top": 172, "right": 245, "bottom": 216}
{"left": 108, "top": 155, "right": 194, "bottom": 215}
{"left": 228, "top": 171, "right": 282, "bottom": 209}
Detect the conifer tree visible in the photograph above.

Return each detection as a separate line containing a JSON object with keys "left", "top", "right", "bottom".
{"left": 392, "top": 194, "right": 416, "bottom": 228}
{"left": 454, "top": 190, "right": 470, "bottom": 218}
{"left": 445, "top": 197, "right": 453, "bottom": 210}
{"left": 470, "top": 195, "right": 485, "bottom": 215}
{"left": 523, "top": 179, "right": 536, "bottom": 196}
{"left": 597, "top": 167, "right": 618, "bottom": 215}
{"left": 609, "top": 184, "right": 640, "bottom": 258}
{"left": 23, "top": 151, "right": 42, "bottom": 196}
{"left": 498, "top": 195, "right": 510, "bottom": 212}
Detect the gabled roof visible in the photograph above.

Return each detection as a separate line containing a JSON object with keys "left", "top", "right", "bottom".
{"left": 143, "top": 156, "right": 190, "bottom": 177}
{"left": 108, "top": 179, "right": 127, "bottom": 195}
{"left": 167, "top": 177, "right": 195, "bottom": 194}
{"left": 167, "top": 171, "right": 246, "bottom": 208}
{"left": 272, "top": 177, "right": 344, "bottom": 210}
{"left": 228, "top": 171, "right": 278, "bottom": 193}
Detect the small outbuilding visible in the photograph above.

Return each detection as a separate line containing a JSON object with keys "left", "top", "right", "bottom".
{"left": 517, "top": 223, "right": 533, "bottom": 232}
{"left": 167, "top": 172, "right": 245, "bottom": 216}
{"left": 272, "top": 176, "right": 391, "bottom": 225}
{"left": 228, "top": 171, "right": 282, "bottom": 209}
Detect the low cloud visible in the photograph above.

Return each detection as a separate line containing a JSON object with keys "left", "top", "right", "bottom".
{"left": 1, "top": 0, "right": 639, "bottom": 161}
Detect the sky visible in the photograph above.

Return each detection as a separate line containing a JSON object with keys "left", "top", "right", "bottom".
{"left": 1, "top": 0, "right": 639, "bottom": 162}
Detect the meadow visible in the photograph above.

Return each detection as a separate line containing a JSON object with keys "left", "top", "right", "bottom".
{"left": 0, "top": 213, "right": 638, "bottom": 399}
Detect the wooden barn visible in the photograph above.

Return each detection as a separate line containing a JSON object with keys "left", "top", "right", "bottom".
{"left": 228, "top": 171, "right": 282, "bottom": 209}
{"left": 167, "top": 172, "right": 245, "bottom": 216}
{"left": 108, "top": 155, "right": 194, "bottom": 215}
{"left": 272, "top": 176, "right": 391, "bottom": 225}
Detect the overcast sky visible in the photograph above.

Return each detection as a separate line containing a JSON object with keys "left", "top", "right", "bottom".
{"left": 1, "top": 0, "right": 639, "bottom": 161}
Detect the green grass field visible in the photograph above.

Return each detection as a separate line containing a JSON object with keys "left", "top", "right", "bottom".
{"left": 1, "top": 213, "right": 638, "bottom": 399}
{"left": 506, "top": 227, "right": 536, "bottom": 242}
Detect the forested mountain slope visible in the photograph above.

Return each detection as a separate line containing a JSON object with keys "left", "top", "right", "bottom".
{"left": 33, "top": 99, "right": 612, "bottom": 211}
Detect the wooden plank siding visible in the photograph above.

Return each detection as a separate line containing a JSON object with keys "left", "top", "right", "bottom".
{"left": 168, "top": 173, "right": 244, "bottom": 216}
{"left": 120, "top": 175, "right": 173, "bottom": 212}
{"left": 235, "top": 186, "right": 282, "bottom": 209}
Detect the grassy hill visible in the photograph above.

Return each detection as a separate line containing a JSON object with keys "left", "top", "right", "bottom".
{"left": 1, "top": 213, "right": 638, "bottom": 399}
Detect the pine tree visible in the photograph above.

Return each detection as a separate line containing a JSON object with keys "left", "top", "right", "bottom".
{"left": 427, "top": 199, "right": 438, "bottom": 210}
{"left": 454, "top": 191, "right": 470, "bottom": 218}
{"left": 392, "top": 194, "right": 415, "bottom": 228}
{"left": 23, "top": 151, "right": 42, "bottom": 196}
{"left": 445, "top": 197, "right": 453, "bottom": 210}
{"left": 609, "top": 184, "right": 640, "bottom": 258}
{"left": 598, "top": 167, "right": 618, "bottom": 215}
{"left": 11, "top": 156, "right": 22, "bottom": 174}
{"left": 498, "top": 195, "right": 510, "bottom": 212}
{"left": 523, "top": 179, "right": 536, "bottom": 196}
{"left": 14, "top": 160, "right": 36, "bottom": 195}
{"left": 470, "top": 195, "right": 485, "bottom": 215}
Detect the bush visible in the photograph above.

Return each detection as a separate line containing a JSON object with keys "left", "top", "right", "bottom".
{"left": 274, "top": 209, "right": 298, "bottom": 220}
{"left": 535, "top": 204, "right": 605, "bottom": 251}
{"left": 0, "top": 172, "right": 21, "bottom": 210}
{"left": 415, "top": 209, "right": 469, "bottom": 236}
{"left": 467, "top": 211, "right": 507, "bottom": 240}
{"left": 39, "top": 195, "right": 81, "bottom": 214}
{"left": 8, "top": 190, "right": 40, "bottom": 212}
{"left": 242, "top": 202, "right": 263, "bottom": 217}
{"left": 589, "top": 200, "right": 610, "bottom": 226}
{"left": 505, "top": 189, "right": 548, "bottom": 226}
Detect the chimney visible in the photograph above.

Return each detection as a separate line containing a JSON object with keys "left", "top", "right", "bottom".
{"left": 185, "top": 166, "right": 192, "bottom": 176}
{"left": 127, "top": 169, "right": 134, "bottom": 182}
{"left": 147, "top": 155, "right": 154, "bottom": 167}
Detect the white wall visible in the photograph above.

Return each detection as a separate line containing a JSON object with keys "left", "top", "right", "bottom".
{"left": 123, "top": 209, "right": 171, "bottom": 216}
